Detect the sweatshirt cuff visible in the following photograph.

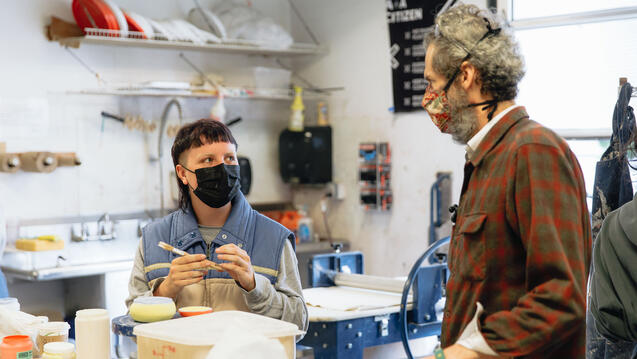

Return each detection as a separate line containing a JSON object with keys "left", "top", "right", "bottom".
{"left": 242, "top": 273, "right": 270, "bottom": 303}
{"left": 456, "top": 302, "right": 498, "bottom": 356}
{"left": 150, "top": 277, "right": 166, "bottom": 296}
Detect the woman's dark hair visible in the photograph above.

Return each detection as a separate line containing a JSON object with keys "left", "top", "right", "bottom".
{"left": 171, "top": 119, "right": 238, "bottom": 210}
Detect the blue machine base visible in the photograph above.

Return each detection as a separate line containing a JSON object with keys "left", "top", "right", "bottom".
{"left": 299, "top": 313, "right": 441, "bottom": 359}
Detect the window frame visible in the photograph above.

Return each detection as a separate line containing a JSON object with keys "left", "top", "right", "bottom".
{"left": 500, "top": 0, "right": 637, "bottom": 29}
{"left": 496, "top": 0, "right": 637, "bottom": 139}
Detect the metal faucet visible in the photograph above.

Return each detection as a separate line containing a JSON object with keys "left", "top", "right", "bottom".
{"left": 97, "top": 212, "right": 114, "bottom": 237}
{"left": 71, "top": 212, "right": 117, "bottom": 242}
{"left": 158, "top": 99, "right": 183, "bottom": 217}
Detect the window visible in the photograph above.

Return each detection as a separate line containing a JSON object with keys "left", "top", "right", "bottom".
{"left": 511, "top": 0, "right": 637, "bottom": 21}
{"left": 506, "top": 1, "right": 637, "bottom": 201}
{"left": 514, "top": 17, "right": 637, "bottom": 132}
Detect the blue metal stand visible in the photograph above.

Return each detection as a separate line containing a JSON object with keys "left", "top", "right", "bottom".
{"left": 300, "top": 314, "right": 441, "bottom": 359}
{"left": 301, "top": 239, "right": 449, "bottom": 359}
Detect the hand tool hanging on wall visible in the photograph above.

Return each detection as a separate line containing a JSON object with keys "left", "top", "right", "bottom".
{"left": 101, "top": 111, "right": 157, "bottom": 133}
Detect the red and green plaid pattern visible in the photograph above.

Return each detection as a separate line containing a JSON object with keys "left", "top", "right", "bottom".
{"left": 441, "top": 107, "right": 591, "bottom": 358}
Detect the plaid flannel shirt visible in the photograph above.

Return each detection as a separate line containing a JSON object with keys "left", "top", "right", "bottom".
{"left": 441, "top": 107, "right": 591, "bottom": 358}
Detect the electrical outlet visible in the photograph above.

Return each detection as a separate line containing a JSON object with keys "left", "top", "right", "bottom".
{"left": 328, "top": 182, "right": 346, "bottom": 200}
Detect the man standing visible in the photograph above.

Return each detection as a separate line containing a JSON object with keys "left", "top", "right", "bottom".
{"left": 421, "top": 5, "right": 591, "bottom": 358}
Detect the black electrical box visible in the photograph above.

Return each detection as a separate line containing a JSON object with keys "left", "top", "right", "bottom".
{"left": 279, "top": 126, "right": 332, "bottom": 184}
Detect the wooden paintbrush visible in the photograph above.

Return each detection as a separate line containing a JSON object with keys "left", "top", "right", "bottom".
{"left": 158, "top": 241, "right": 223, "bottom": 271}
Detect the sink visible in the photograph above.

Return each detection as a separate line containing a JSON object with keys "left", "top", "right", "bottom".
{"left": 1, "top": 218, "right": 144, "bottom": 280}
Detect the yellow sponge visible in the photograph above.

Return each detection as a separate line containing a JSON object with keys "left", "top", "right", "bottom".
{"left": 15, "top": 236, "right": 65, "bottom": 251}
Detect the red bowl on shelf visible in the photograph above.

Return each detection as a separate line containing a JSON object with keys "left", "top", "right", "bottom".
{"left": 178, "top": 306, "right": 213, "bottom": 317}
{"left": 71, "top": 0, "right": 119, "bottom": 35}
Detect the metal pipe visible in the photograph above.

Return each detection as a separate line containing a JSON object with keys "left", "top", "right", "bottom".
{"left": 287, "top": 0, "right": 319, "bottom": 45}
{"left": 158, "top": 99, "right": 183, "bottom": 216}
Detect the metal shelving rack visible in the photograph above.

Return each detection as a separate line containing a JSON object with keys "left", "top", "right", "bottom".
{"left": 50, "top": 27, "right": 329, "bottom": 100}
{"left": 55, "top": 28, "right": 326, "bottom": 57}
{"left": 68, "top": 87, "right": 324, "bottom": 101}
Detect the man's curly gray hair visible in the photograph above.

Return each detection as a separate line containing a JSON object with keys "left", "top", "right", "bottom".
{"left": 425, "top": 4, "right": 525, "bottom": 101}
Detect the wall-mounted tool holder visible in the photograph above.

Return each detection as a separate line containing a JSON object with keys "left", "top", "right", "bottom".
{"left": 359, "top": 142, "right": 392, "bottom": 211}
{"left": 0, "top": 143, "right": 81, "bottom": 174}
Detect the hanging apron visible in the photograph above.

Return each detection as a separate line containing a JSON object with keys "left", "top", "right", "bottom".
{"left": 587, "top": 82, "right": 637, "bottom": 359}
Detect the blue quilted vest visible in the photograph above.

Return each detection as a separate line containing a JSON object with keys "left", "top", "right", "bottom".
{"left": 142, "top": 192, "right": 293, "bottom": 284}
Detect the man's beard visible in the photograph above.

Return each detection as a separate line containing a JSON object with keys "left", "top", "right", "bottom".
{"left": 446, "top": 87, "right": 479, "bottom": 145}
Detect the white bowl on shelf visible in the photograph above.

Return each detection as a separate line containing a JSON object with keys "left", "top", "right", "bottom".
{"left": 103, "top": 0, "right": 128, "bottom": 37}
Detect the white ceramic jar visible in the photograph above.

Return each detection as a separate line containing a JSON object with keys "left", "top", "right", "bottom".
{"left": 36, "top": 321, "right": 70, "bottom": 355}
{"left": 42, "top": 341, "right": 76, "bottom": 359}
{"left": 74, "top": 309, "right": 110, "bottom": 359}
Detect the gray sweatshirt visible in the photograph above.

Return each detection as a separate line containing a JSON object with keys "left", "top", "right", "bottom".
{"left": 126, "top": 225, "right": 308, "bottom": 336}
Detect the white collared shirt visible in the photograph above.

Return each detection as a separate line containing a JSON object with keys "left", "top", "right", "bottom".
{"left": 465, "top": 104, "right": 521, "bottom": 160}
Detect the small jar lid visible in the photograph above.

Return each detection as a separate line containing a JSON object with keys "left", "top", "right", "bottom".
{"left": 43, "top": 341, "right": 75, "bottom": 354}
{"left": 75, "top": 308, "right": 108, "bottom": 318}
{"left": 2, "top": 335, "right": 31, "bottom": 344}
{"left": 38, "top": 321, "right": 71, "bottom": 334}
{"left": 132, "top": 297, "right": 174, "bottom": 305}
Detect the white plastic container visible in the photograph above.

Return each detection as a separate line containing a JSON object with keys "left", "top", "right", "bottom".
{"left": 36, "top": 321, "right": 70, "bottom": 355}
{"left": 42, "top": 341, "right": 76, "bottom": 359}
{"left": 133, "top": 310, "right": 303, "bottom": 359}
{"left": 129, "top": 297, "right": 176, "bottom": 323}
{"left": 0, "top": 297, "right": 20, "bottom": 311}
{"left": 74, "top": 309, "right": 110, "bottom": 359}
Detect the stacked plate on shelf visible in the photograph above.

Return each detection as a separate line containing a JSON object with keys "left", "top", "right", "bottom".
{"left": 71, "top": 0, "right": 223, "bottom": 43}
{"left": 69, "top": 0, "right": 295, "bottom": 49}
{"left": 72, "top": 0, "right": 157, "bottom": 40}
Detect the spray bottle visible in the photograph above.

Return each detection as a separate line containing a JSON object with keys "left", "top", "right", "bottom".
{"left": 288, "top": 86, "right": 305, "bottom": 131}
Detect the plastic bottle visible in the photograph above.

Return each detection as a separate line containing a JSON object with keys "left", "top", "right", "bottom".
{"left": 42, "top": 342, "right": 76, "bottom": 359}
{"left": 0, "top": 335, "right": 33, "bottom": 359}
{"left": 210, "top": 92, "right": 226, "bottom": 123}
{"left": 74, "top": 309, "right": 110, "bottom": 359}
{"left": 317, "top": 102, "right": 329, "bottom": 126}
{"left": 297, "top": 217, "right": 314, "bottom": 243}
{"left": 288, "top": 86, "right": 305, "bottom": 131}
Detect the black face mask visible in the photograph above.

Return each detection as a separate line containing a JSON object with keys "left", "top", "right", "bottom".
{"left": 183, "top": 163, "right": 241, "bottom": 208}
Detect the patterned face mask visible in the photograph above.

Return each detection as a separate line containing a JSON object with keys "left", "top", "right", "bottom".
{"left": 422, "top": 82, "right": 453, "bottom": 133}
{"left": 422, "top": 18, "right": 503, "bottom": 130}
